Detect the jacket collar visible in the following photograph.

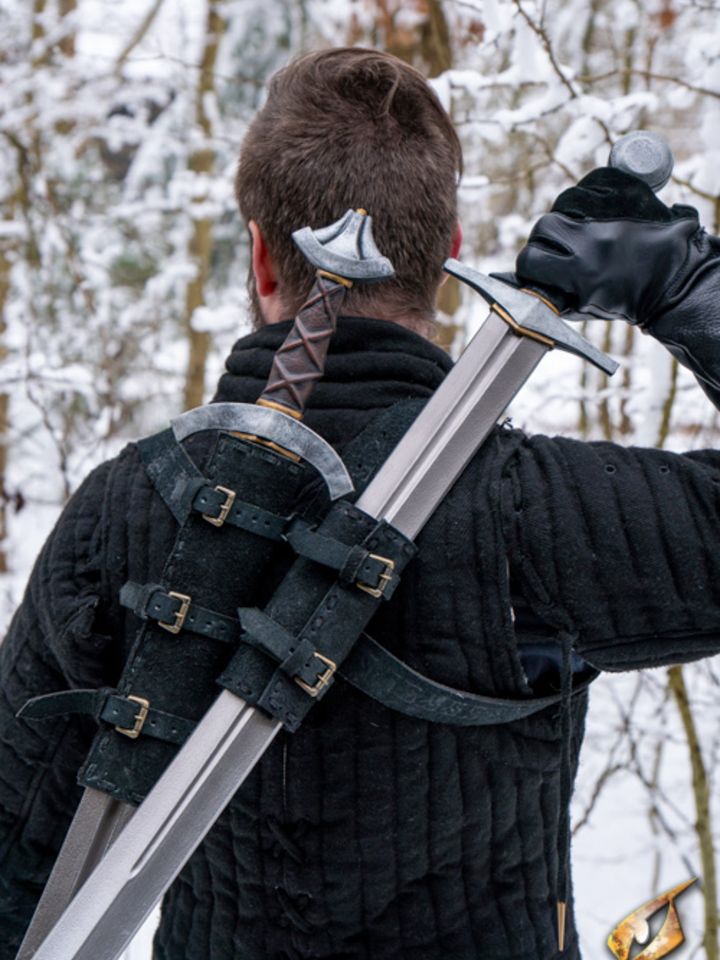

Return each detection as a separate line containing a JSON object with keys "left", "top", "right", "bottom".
{"left": 213, "top": 316, "right": 451, "bottom": 444}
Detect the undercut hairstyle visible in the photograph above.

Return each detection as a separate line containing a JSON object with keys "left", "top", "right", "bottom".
{"left": 235, "top": 47, "right": 463, "bottom": 327}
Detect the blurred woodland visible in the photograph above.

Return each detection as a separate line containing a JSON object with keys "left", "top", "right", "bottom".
{"left": 2, "top": 0, "right": 720, "bottom": 956}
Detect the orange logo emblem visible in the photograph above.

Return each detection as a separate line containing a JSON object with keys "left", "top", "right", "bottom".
{"left": 607, "top": 878, "right": 696, "bottom": 959}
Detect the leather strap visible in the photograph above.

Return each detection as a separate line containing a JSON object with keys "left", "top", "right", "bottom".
{"left": 138, "top": 430, "right": 293, "bottom": 541}
{"left": 221, "top": 499, "right": 418, "bottom": 731}
{"left": 18, "top": 689, "right": 195, "bottom": 745}
{"left": 340, "top": 634, "right": 599, "bottom": 725}
{"left": 283, "top": 517, "right": 402, "bottom": 597}
{"left": 238, "top": 608, "right": 340, "bottom": 692}
{"left": 236, "top": 608, "right": 596, "bottom": 725}
{"left": 138, "top": 428, "right": 206, "bottom": 523}
{"left": 18, "top": 652, "right": 596, "bottom": 739}
{"left": 120, "top": 581, "right": 243, "bottom": 645}
{"left": 191, "top": 485, "right": 289, "bottom": 538}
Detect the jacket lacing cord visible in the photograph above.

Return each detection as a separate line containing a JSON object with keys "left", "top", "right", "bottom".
{"left": 266, "top": 816, "right": 305, "bottom": 864}
{"left": 264, "top": 816, "right": 319, "bottom": 958}
{"left": 555, "top": 627, "right": 577, "bottom": 952}
{"left": 505, "top": 453, "right": 578, "bottom": 952}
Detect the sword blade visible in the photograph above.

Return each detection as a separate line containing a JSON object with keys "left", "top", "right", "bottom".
{"left": 30, "top": 695, "right": 280, "bottom": 960}
{"left": 15, "top": 789, "right": 133, "bottom": 960}
{"left": 25, "top": 306, "right": 548, "bottom": 960}
{"left": 358, "top": 309, "right": 547, "bottom": 536}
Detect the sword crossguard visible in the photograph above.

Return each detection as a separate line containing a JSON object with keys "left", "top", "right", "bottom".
{"left": 293, "top": 209, "right": 395, "bottom": 283}
{"left": 444, "top": 259, "right": 619, "bottom": 376}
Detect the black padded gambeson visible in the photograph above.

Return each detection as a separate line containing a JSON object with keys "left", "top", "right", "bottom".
{"left": 2, "top": 316, "right": 720, "bottom": 960}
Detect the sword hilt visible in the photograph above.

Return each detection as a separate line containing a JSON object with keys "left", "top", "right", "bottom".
{"left": 447, "top": 131, "right": 677, "bottom": 373}
{"left": 444, "top": 261, "right": 619, "bottom": 375}
{"left": 257, "top": 272, "right": 349, "bottom": 420}
{"left": 258, "top": 209, "right": 394, "bottom": 419}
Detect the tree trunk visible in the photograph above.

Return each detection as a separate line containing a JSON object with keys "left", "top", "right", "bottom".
{"left": 420, "top": 0, "right": 453, "bottom": 76}
{"left": 59, "top": 0, "right": 77, "bottom": 58}
{"left": 0, "top": 242, "right": 12, "bottom": 573}
{"left": 668, "top": 665, "right": 719, "bottom": 960}
{"left": 363, "top": 0, "right": 459, "bottom": 350}
{"left": 182, "top": 0, "right": 225, "bottom": 411}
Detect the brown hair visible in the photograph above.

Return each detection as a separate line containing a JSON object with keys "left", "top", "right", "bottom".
{"left": 235, "top": 47, "right": 462, "bottom": 327}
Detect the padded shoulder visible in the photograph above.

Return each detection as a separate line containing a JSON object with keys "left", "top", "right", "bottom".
{"left": 503, "top": 432, "right": 720, "bottom": 671}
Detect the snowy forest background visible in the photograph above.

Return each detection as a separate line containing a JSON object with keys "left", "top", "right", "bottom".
{"left": 2, "top": 0, "right": 720, "bottom": 957}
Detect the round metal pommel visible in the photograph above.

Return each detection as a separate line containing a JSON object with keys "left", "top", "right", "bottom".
{"left": 609, "top": 131, "right": 674, "bottom": 192}
{"left": 292, "top": 209, "right": 395, "bottom": 283}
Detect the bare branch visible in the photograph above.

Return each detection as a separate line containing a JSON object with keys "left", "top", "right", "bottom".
{"left": 512, "top": 0, "right": 579, "bottom": 99}
{"left": 114, "top": 0, "right": 167, "bottom": 75}
{"left": 579, "top": 68, "right": 720, "bottom": 101}
{"left": 672, "top": 173, "right": 720, "bottom": 205}
{"left": 572, "top": 759, "right": 626, "bottom": 835}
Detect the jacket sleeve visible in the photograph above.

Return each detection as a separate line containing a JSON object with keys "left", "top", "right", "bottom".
{"left": 502, "top": 432, "right": 720, "bottom": 673}
{"left": 647, "top": 230, "right": 720, "bottom": 411}
{"left": 0, "top": 459, "right": 115, "bottom": 958}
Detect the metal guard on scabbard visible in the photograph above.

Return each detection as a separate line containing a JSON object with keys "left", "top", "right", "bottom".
{"left": 172, "top": 402, "right": 354, "bottom": 501}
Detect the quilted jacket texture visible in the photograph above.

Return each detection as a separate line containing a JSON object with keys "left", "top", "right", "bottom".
{"left": 2, "top": 317, "right": 720, "bottom": 960}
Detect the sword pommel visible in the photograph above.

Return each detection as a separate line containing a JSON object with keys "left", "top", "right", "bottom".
{"left": 292, "top": 209, "right": 395, "bottom": 283}
{"left": 444, "top": 259, "right": 619, "bottom": 376}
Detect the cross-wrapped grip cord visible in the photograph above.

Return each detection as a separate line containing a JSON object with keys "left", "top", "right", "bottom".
{"left": 258, "top": 274, "right": 348, "bottom": 417}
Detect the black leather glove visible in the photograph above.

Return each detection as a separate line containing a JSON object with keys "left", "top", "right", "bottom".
{"left": 516, "top": 167, "right": 720, "bottom": 408}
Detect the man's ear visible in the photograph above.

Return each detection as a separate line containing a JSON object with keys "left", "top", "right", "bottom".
{"left": 249, "top": 220, "right": 278, "bottom": 297}
{"left": 450, "top": 220, "right": 462, "bottom": 260}
{"left": 439, "top": 221, "right": 463, "bottom": 289}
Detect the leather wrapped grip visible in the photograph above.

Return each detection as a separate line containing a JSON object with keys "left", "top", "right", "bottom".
{"left": 259, "top": 274, "right": 347, "bottom": 417}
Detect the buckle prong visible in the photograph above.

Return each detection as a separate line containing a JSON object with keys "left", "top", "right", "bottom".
{"left": 202, "top": 485, "right": 236, "bottom": 528}
{"left": 356, "top": 554, "right": 396, "bottom": 599}
{"left": 115, "top": 694, "right": 150, "bottom": 739}
{"left": 294, "top": 652, "right": 337, "bottom": 698}
{"left": 158, "top": 591, "right": 192, "bottom": 634}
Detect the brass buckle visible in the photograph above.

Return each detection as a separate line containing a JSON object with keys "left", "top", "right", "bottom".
{"left": 202, "top": 485, "right": 236, "bottom": 528}
{"left": 294, "top": 653, "right": 337, "bottom": 698}
{"left": 356, "top": 554, "right": 396, "bottom": 599}
{"left": 115, "top": 695, "right": 150, "bottom": 739}
{"left": 158, "top": 591, "right": 191, "bottom": 634}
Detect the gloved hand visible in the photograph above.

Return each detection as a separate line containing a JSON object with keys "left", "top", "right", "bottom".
{"left": 516, "top": 167, "right": 720, "bottom": 407}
